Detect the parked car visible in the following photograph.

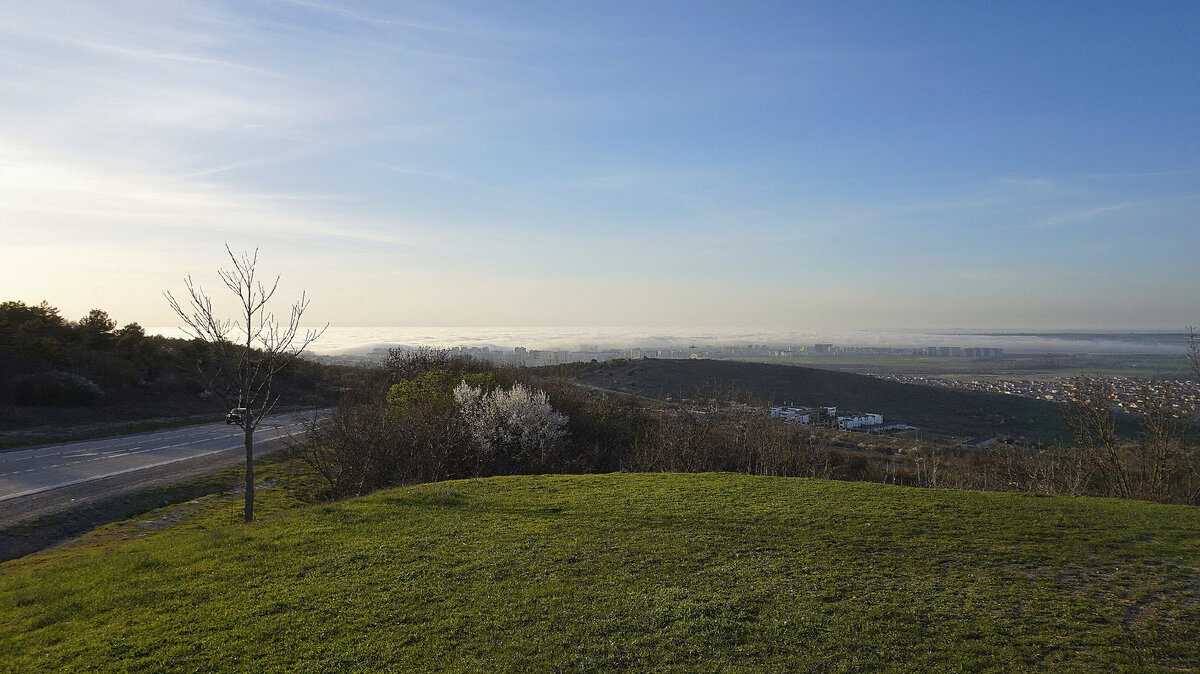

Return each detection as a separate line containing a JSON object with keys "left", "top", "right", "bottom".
{"left": 226, "top": 407, "right": 252, "bottom": 425}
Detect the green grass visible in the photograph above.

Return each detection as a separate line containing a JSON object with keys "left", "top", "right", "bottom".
{"left": 0, "top": 453, "right": 324, "bottom": 562}
{"left": 2, "top": 473, "right": 1198, "bottom": 672}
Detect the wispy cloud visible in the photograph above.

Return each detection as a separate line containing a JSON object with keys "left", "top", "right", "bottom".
{"left": 0, "top": 1, "right": 1195, "bottom": 329}
{"left": 0, "top": 138, "right": 418, "bottom": 247}
{"left": 1043, "top": 202, "right": 1136, "bottom": 226}
{"left": 52, "top": 37, "right": 279, "bottom": 76}
{"left": 271, "top": 0, "right": 462, "bottom": 34}
{"left": 271, "top": 0, "right": 575, "bottom": 47}
{"left": 368, "top": 161, "right": 513, "bottom": 195}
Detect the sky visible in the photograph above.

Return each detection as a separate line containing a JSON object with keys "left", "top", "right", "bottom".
{"left": 1, "top": 1, "right": 1198, "bottom": 331}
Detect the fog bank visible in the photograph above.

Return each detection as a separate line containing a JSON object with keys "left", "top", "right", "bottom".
{"left": 148, "top": 327, "right": 1192, "bottom": 357}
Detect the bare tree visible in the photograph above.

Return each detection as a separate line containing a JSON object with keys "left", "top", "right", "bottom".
{"left": 166, "top": 246, "right": 326, "bottom": 522}
{"left": 1189, "top": 327, "right": 1200, "bottom": 383}
{"left": 1187, "top": 327, "right": 1200, "bottom": 502}
{"left": 1062, "top": 373, "right": 1199, "bottom": 504}
{"left": 1062, "top": 376, "right": 1128, "bottom": 498}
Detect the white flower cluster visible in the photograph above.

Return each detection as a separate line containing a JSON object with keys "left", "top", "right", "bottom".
{"left": 453, "top": 382, "right": 568, "bottom": 458}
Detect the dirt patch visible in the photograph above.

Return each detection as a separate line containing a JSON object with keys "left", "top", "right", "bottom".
{"left": 133, "top": 495, "right": 224, "bottom": 530}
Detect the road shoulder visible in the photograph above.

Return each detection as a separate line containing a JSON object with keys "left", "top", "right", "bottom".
{"left": 0, "top": 445, "right": 306, "bottom": 563}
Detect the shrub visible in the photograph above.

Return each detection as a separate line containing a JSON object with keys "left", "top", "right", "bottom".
{"left": 10, "top": 371, "right": 106, "bottom": 406}
{"left": 454, "top": 382, "right": 568, "bottom": 470}
{"left": 1062, "top": 376, "right": 1200, "bottom": 504}
{"left": 298, "top": 360, "right": 508, "bottom": 497}
{"left": 296, "top": 402, "right": 400, "bottom": 499}
{"left": 387, "top": 369, "right": 498, "bottom": 412}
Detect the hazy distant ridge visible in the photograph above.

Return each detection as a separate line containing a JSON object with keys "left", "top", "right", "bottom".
{"left": 148, "top": 327, "right": 1194, "bottom": 358}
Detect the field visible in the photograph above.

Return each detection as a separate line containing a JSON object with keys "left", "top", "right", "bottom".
{"left": 2, "top": 472, "right": 1197, "bottom": 672}
{"left": 728, "top": 353, "right": 1193, "bottom": 380}
{"left": 555, "top": 359, "right": 1070, "bottom": 443}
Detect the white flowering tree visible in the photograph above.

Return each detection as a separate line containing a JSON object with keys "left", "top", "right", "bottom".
{"left": 454, "top": 382, "right": 568, "bottom": 468}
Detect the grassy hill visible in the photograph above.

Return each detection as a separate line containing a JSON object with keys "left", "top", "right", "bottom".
{"left": 556, "top": 358, "right": 1070, "bottom": 443}
{"left": 2, "top": 473, "right": 1197, "bottom": 671}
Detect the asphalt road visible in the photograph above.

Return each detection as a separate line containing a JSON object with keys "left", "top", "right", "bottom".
{"left": 0, "top": 410, "right": 318, "bottom": 528}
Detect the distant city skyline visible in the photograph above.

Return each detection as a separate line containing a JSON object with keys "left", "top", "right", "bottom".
{"left": 2, "top": 2, "right": 1198, "bottom": 330}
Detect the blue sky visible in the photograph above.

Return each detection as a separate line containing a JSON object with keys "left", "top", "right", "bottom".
{"left": 1, "top": 1, "right": 1197, "bottom": 329}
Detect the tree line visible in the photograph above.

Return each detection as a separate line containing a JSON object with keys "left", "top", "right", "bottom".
{"left": 0, "top": 300, "right": 174, "bottom": 406}
{"left": 0, "top": 299, "right": 339, "bottom": 418}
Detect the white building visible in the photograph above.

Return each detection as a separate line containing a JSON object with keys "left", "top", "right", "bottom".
{"left": 837, "top": 413, "right": 883, "bottom": 430}
{"left": 768, "top": 407, "right": 812, "bottom": 424}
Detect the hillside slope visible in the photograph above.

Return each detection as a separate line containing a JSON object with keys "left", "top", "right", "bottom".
{"left": 565, "top": 358, "right": 1069, "bottom": 442}
{"left": 2, "top": 474, "right": 1197, "bottom": 672}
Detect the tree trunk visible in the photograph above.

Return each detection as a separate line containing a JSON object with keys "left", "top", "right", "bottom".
{"left": 244, "top": 424, "right": 254, "bottom": 522}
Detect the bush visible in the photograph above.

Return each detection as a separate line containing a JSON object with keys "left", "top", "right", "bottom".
{"left": 296, "top": 402, "right": 400, "bottom": 499}
{"left": 383, "top": 347, "right": 494, "bottom": 382}
{"left": 387, "top": 370, "right": 499, "bottom": 412}
{"left": 299, "top": 355, "right": 573, "bottom": 497}
{"left": 1061, "top": 376, "right": 1200, "bottom": 504}
{"left": 454, "top": 382, "right": 568, "bottom": 470}
{"left": 10, "top": 371, "right": 106, "bottom": 406}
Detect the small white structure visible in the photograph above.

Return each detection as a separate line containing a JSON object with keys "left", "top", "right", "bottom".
{"left": 769, "top": 407, "right": 812, "bottom": 424}
{"left": 837, "top": 413, "right": 883, "bottom": 430}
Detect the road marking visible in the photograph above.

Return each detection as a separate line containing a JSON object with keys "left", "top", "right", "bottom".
{"left": 0, "top": 444, "right": 249, "bottom": 502}
{"left": 0, "top": 412, "right": 319, "bottom": 492}
{"left": 0, "top": 424, "right": 303, "bottom": 501}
